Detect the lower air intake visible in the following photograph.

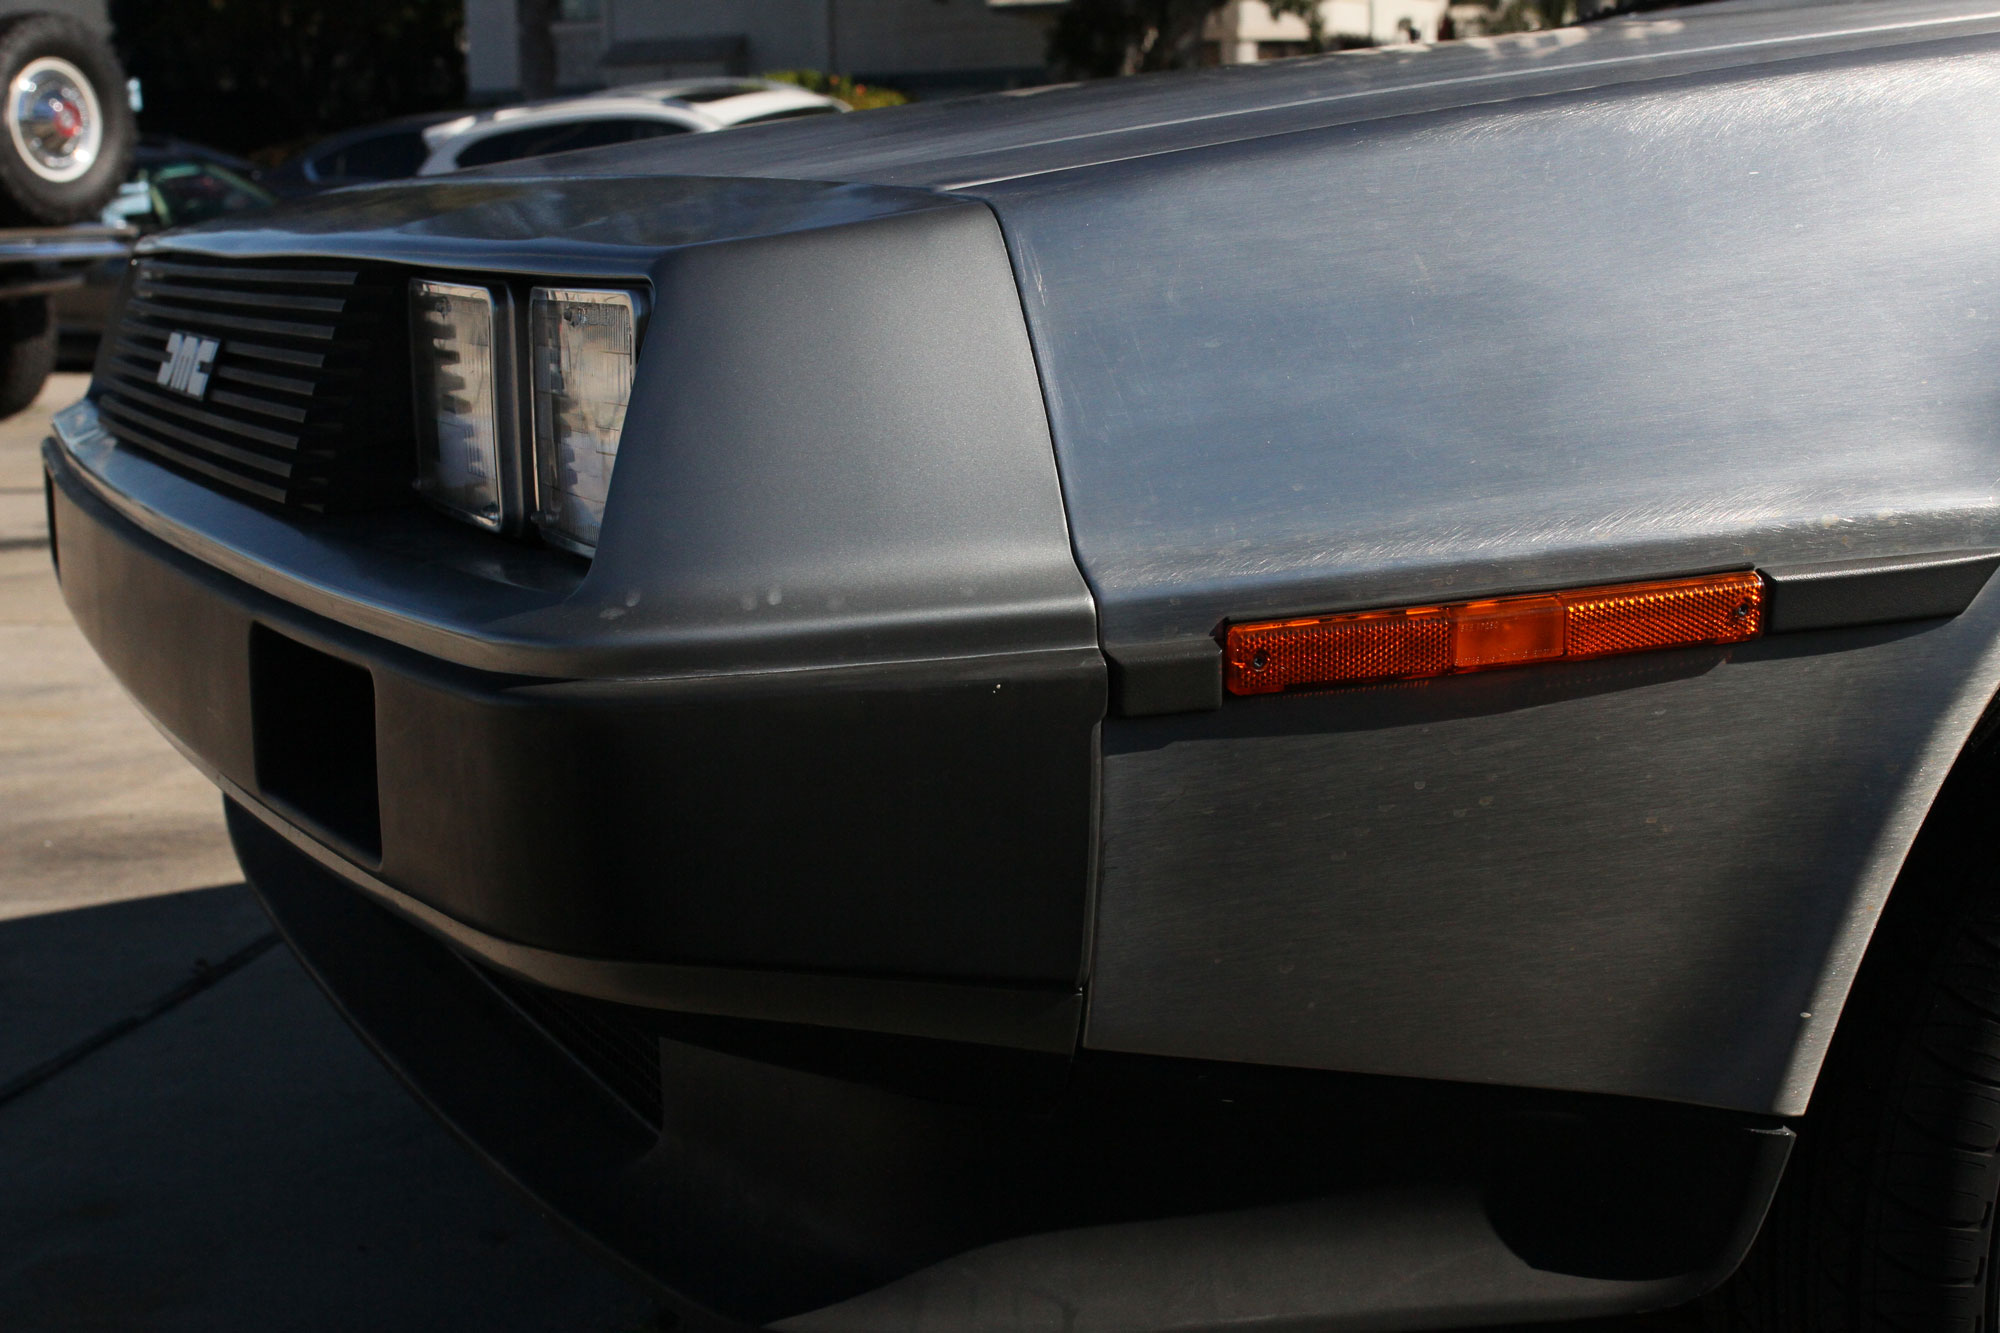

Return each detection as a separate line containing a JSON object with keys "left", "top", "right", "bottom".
{"left": 470, "top": 962, "right": 665, "bottom": 1130}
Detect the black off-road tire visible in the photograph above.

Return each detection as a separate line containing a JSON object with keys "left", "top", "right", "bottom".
{"left": 0, "top": 294, "right": 55, "bottom": 418}
{"left": 0, "top": 13, "right": 134, "bottom": 226}
{"left": 1711, "top": 748, "right": 2000, "bottom": 1331}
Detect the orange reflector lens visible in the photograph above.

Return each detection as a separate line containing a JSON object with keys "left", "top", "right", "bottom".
{"left": 1450, "top": 595, "right": 1565, "bottom": 668}
{"left": 1225, "top": 571, "right": 1764, "bottom": 695}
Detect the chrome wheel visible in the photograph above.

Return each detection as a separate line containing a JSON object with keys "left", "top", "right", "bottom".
{"left": 7, "top": 56, "right": 100, "bottom": 184}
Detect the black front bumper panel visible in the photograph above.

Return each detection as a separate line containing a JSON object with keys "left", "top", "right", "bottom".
{"left": 46, "top": 435, "right": 1099, "bottom": 1051}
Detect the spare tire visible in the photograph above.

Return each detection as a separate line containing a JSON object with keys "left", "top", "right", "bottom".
{"left": 0, "top": 13, "right": 133, "bottom": 226}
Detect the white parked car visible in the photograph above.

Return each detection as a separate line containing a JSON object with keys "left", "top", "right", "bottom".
{"left": 417, "top": 79, "right": 845, "bottom": 175}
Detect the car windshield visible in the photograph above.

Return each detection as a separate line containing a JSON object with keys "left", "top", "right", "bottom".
{"left": 101, "top": 160, "right": 274, "bottom": 231}
{"left": 148, "top": 162, "right": 274, "bottom": 229}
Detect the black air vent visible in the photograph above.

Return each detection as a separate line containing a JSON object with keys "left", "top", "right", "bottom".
{"left": 98, "top": 256, "right": 415, "bottom": 511}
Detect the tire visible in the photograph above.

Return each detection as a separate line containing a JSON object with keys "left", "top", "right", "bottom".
{"left": 0, "top": 294, "right": 55, "bottom": 418}
{"left": 1711, "top": 749, "right": 2000, "bottom": 1331}
{"left": 0, "top": 13, "right": 134, "bottom": 226}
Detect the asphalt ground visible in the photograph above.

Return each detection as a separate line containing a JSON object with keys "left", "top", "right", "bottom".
{"left": 0, "top": 376, "right": 663, "bottom": 1332}
{"left": 0, "top": 374, "right": 1703, "bottom": 1333}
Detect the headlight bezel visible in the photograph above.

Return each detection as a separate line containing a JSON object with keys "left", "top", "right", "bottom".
{"left": 408, "top": 277, "right": 526, "bottom": 535}
{"left": 407, "top": 272, "right": 645, "bottom": 556}
{"left": 528, "top": 285, "right": 644, "bottom": 558}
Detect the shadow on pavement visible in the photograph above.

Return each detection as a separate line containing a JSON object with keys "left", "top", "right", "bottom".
{"left": 0, "top": 883, "right": 665, "bottom": 1333}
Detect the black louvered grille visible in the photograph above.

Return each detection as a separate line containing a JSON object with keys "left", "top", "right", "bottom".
{"left": 472, "top": 962, "right": 665, "bottom": 1130}
{"left": 98, "top": 256, "right": 416, "bottom": 511}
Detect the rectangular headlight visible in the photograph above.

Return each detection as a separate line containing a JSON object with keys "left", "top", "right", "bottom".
{"left": 529, "top": 287, "right": 638, "bottom": 555}
{"left": 410, "top": 279, "right": 512, "bottom": 531}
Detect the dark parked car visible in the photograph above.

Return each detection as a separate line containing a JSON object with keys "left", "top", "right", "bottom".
{"left": 259, "top": 110, "right": 467, "bottom": 197}
{"left": 42, "top": 1, "right": 2000, "bottom": 1328}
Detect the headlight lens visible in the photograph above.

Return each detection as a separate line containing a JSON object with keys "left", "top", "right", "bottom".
{"left": 410, "top": 279, "right": 510, "bottom": 531}
{"left": 530, "top": 287, "right": 638, "bottom": 554}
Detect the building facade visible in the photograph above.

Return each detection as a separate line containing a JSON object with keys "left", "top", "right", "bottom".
{"left": 1206, "top": 0, "right": 1454, "bottom": 60}
{"left": 463, "top": 0, "right": 1470, "bottom": 104}
{"left": 464, "top": 0, "right": 1052, "bottom": 100}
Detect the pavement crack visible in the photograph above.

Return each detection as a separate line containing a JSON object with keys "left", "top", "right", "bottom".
{"left": 0, "top": 930, "right": 281, "bottom": 1111}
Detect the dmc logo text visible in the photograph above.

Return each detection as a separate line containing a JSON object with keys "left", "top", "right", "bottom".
{"left": 157, "top": 332, "right": 219, "bottom": 399}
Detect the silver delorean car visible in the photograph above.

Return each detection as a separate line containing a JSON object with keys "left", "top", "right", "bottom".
{"left": 42, "top": 2, "right": 2000, "bottom": 1329}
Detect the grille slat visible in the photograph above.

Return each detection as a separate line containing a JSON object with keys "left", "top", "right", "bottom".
{"left": 108, "top": 352, "right": 323, "bottom": 416}
{"left": 209, "top": 388, "right": 312, "bottom": 424}
{"left": 102, "top": 372, "right": 305, "bottom": 451}
{"left": 99, "top": 397, "right": 296, "bottom": 478}
{"left": 106, "top": 352, "right": 165, "bottom": 382}
{"left": 139, "top": 258, "right": 362, "bottom": 288}
{"left": 125, "top": 294, "right": 341, "bottom": 342}
{"left": 94, "top": 412, "right": 292, "bottom": 502}
{"left": 226, "top": 340, "right": 332, "bottom": 370}
{"left": 213, "top": 364, "right": 317, "bottom": 397}
{"left": 132, "top": 276, "right": 353, "bottom": 316}
{"left": 100, "top": 255, "right": 415, "bottom": 511}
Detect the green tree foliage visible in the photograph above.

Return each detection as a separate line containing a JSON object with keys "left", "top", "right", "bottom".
{"left": 109, "top": 0, "right": 465, "bottom": 158}
{"left": 763, "top": 70, "right": 909, "bottom": 112}
{"left": 1046, "top": 0, "right": 1373, "bottom": 78}
{"left": 1482, "top": 0, "right": 1686, "bottom": 32}
{"left": 1482, "top": 0, "right": 1576, "bottom": 31}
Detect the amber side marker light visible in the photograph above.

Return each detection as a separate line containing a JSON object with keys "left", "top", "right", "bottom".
{"left": 1225, "top": 571, "right": 1765, "bottom": 696}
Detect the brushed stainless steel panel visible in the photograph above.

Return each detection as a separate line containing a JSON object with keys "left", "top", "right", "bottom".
{"left": 986, "top": 36, "right": 2000, "bottom": 654}
{"left": 1027, "top": 33, "right": 2000, "bottom": 1114}
{"left": 1086, "top": 586, "right": 2000, "bottom": 1114}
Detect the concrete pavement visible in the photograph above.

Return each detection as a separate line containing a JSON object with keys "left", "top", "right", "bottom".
{"left": 0, "top": 375, "right": 241, "bottom": 920}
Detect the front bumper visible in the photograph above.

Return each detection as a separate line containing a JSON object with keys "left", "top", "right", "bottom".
{"left": 46, "top": 432, "right": 1098, "bottom": 1050}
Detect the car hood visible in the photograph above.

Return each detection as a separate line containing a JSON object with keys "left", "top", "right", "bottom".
{"left": 139, "top": 174, "right": 956, "bottom": 277}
